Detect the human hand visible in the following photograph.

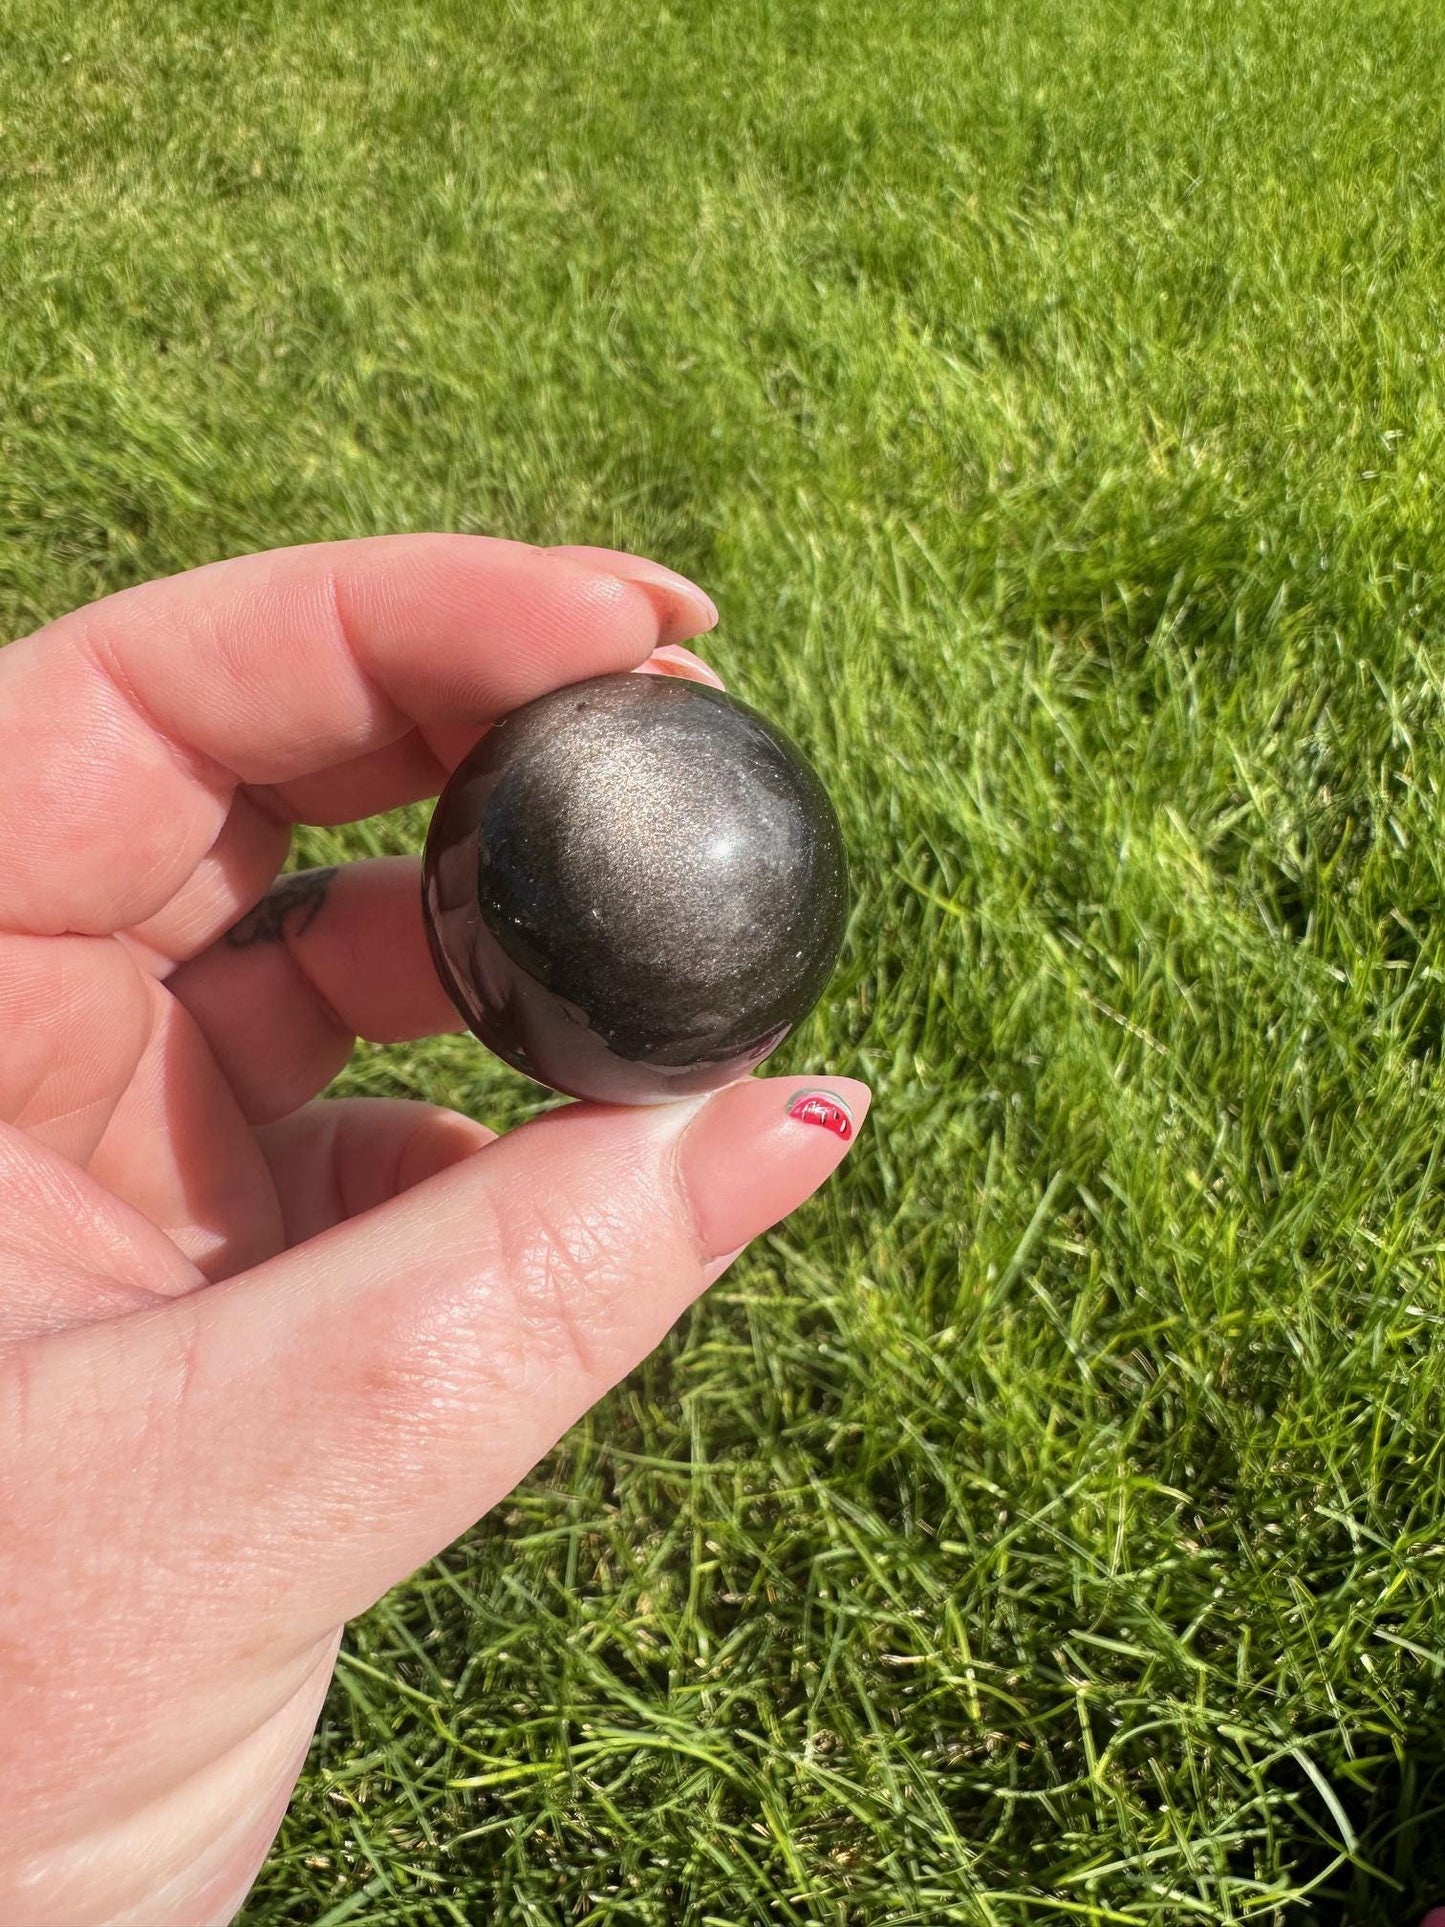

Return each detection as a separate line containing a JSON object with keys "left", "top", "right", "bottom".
{"left": 0, "top": 536, "right": 869, "bottom": 1927}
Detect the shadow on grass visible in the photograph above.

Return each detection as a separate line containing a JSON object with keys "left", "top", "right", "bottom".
{"left": 1295, "top": 1731, "right": 1445, "bottom": 1925}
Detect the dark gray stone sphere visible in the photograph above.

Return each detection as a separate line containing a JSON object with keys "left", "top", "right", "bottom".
{"left": 421, "top": 671, "right": 849, "bottom": 1104}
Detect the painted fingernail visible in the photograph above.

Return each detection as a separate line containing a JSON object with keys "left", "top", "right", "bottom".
{"left": 786, "top": 1089, "right": 854, "bottom": 1139}
{"left": 672, "top": 1074, "right": 871, "bottom": 1262}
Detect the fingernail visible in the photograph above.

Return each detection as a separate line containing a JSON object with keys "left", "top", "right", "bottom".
{"left": 672, "top": 1074, "right": 871, "bottom": 1263}
{"left": 631, "top": 572, "right": 719, "bottom": 642}
{"left": 702, "top": 1243, "right": 748, "bottom": 1286}
{"left": 544, "top": 546, "right": 719, "bottom": 638}
{"left": 637, "top": 561, "right": 719, "bottom": 626}
{"left": 636, "top": 643, "right": 727, "bottom": 690}
{"left": 786, "top": 1089, "right": 855, "bottom": 1138}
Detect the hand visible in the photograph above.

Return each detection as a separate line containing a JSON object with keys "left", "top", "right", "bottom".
{"left": 0, "top": 536, "right": 869, "bottom": 1927}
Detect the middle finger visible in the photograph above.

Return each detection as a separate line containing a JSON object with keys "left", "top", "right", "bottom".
{"left": 122, "top": 643, "right": 726, "bottom": 968}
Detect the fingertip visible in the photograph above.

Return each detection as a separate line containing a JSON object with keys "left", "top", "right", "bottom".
{"left": 544, "top": 545, "right": 719, "bottom": 641}
{"left": 671, "top": 1073, "right": 872, "bottom": 1263}
{"left": 394, "top": 1108, "right": 497, "bottom": 1193}
{"left": 631, "top": 578, "right": 720, "bottom": 646}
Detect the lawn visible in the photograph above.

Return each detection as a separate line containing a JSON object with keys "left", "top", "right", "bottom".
{"left": 4, "top": 0, "right": 1445, "bottom": 1919}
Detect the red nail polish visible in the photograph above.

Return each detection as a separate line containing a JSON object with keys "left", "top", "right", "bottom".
{"left": 787, "top": 1089, "right": 854, "bottom": 1139}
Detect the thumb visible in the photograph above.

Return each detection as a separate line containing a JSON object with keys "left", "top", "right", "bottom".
{"left": 26, "top": 1073, "right": 868, "bottom": 1655}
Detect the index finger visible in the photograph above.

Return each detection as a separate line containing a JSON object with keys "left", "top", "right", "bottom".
{"left": 0, "top": 535, "right": 716, "bottom": 937}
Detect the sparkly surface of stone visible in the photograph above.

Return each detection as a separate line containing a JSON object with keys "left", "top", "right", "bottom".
{"left": 422, "top": 672, "right": 850, "bottom": 1103}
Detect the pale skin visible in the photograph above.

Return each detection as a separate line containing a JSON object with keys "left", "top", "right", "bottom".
{"left": 0, "top": 536, "right": 870, "bottom": 1927}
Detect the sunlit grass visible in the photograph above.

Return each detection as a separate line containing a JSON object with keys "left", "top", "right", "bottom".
{"left": 4, "top": 0, "right": 1445, "bottom": 1919}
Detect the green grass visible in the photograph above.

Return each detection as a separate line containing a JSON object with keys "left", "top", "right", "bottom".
{"left": 6, "top": 0, "right": 1445, "bottom": 1918}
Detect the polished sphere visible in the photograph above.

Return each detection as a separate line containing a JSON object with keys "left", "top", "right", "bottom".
{"left": 421, "top": 671, "right": 849, "bottom": 1104}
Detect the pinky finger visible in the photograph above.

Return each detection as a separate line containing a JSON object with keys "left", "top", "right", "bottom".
{"left": 256, "top": 1097, "right": 496, "bottom": 1246}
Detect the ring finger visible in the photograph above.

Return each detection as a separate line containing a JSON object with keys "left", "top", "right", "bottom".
{"left": 166, "top": 857, "right": 463, "bottom": 1125}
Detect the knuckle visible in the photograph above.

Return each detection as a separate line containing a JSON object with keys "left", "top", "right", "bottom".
{"left": 341, "top": 1188, "right": 628, "bottom": 1444}
{"left": 494, "top": 1192, "right": 625, "bottom": 1388}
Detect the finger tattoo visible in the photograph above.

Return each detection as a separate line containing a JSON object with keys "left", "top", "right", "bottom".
{"left": 225, "top": 867, "right": 339, "bottom": 948}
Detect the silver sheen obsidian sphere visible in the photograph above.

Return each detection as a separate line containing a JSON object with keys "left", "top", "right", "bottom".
{"left": 421, "top": 671, "right": 849, "bottom": 1104}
